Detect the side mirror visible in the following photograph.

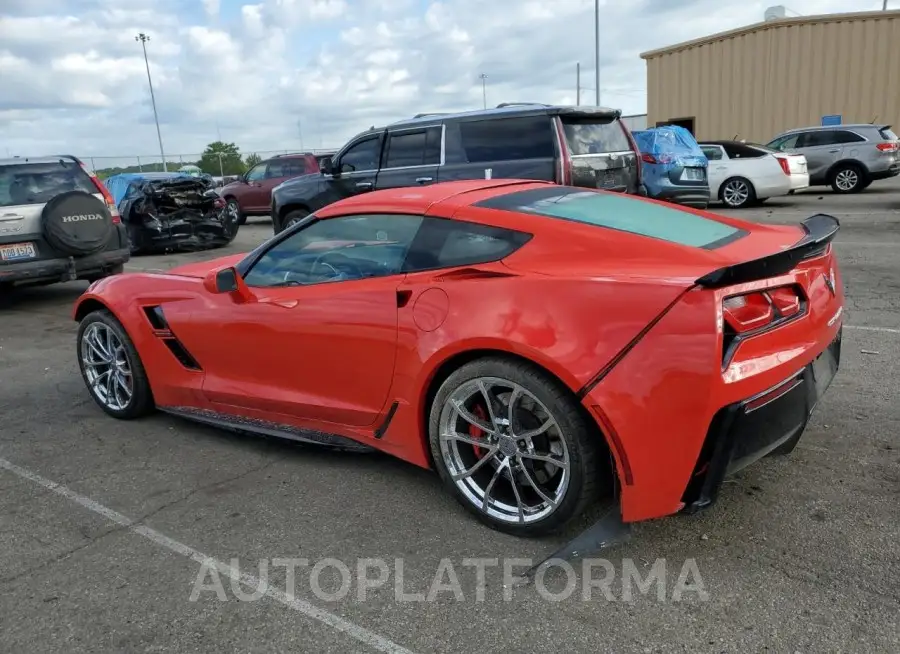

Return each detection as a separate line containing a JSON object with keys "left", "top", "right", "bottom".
{"left": 320, "top": 158, "right": 334, "bottom": 175}
{"left": 203, "top": 266, "right": 255, "bottom": 303}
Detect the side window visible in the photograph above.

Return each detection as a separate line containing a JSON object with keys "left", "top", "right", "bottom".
{"left": 402, "top": 217, "right": 531, "bottom": 272}
{"left": 832, "top": 130, "right": 866, "bottom": 144}
{"left": 383, "top": 127, "right": 442, "bottom": 169}
{"left": 245, "top": 163, "right": 267, "bottom": 182}
{"left": 458, "top": 116, "right": 555, "bottom": 163}
{"left": 267, "top": 159, "right": 305, "bottom": 178}
{"left": 798, "top": 131, "right": 835, "bottom": 148}
{"left": 701, "top": 146, "right": 723, "bottom": 161}
{"left": 768, "top": 134, "right": 799, "bottom": 150}
{"left": 243, "top": 214, "right": 423, "bottom": 287}
{"left": 337, "top": 138, "right": 381, "bottom": 173}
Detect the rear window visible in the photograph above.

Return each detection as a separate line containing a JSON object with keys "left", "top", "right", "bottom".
{"left": 879, "top": 127, "right": 898, "bottom": 141}
{"left": 476, "top": 187, "right": 747, "bottom": 249}
{"left": 562, "top": 119, "right": 631, "bottom": 155}
{"left": 0, "top": 161, "right": 96, "bottom": 207}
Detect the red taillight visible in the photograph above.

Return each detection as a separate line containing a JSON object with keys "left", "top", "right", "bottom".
{"left": 723, "top": 293, "right": 776, "bottom": 333}
{"left": 623, "top": 125, "right": 643, "bottom": 185}
{"left": 722, "top": 286, "right": 804, "bottom": 334}
{"left": 553, "top": 118, "right": 573, "bottom": 185}
{"left": 876, "top": 142, "right": 898, "bottom": 152}
{"left": 641, "top": 153, "right": 674, "bottom": 165}
{"left": 81, "top": 163, "right": 121, "bottom": 224}
{"left": 777, "top": 157, "right": 791, "bottom": 175}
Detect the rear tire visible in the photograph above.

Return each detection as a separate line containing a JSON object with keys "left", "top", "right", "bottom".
{"left": 720, "top": 177, "right": 756, "bottom": 209}
{"left": 77, "top": 309, "right": 155, "bottom": 419}
{"left": 830, "top": 163, "right": 865, "bottom": 194}
{"left": 427, "top": 357, "right": 607, "bottom": 537}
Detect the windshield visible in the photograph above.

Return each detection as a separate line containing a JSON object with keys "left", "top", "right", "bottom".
{"left": 476, "top": 187, "right": 746, "bottom": 249}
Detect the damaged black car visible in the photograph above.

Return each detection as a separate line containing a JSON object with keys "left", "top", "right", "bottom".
{"left": 104, "top": 172, "right": 238, "bottom": 254}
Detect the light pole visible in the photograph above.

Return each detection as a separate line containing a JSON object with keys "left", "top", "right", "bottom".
{"left": 479, "top": 73, "right": 488, "bottom": 109}
{"left": 135, "top": 33, "right": 167, "bottom": 172}
{"left": 594, "top": 0, "right": 600, "bottom": 106}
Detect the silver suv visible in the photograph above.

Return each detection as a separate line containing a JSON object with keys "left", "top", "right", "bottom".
{"left": 0, "top": 155, "right": 130, "bottom": 289}
{"left": 766, "top": 124, "right": 899, "bottom": 193}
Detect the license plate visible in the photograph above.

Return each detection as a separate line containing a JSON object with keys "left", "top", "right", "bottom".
{"left": 0, "top": 242, "right": 36, "bottom": 261}
{"left": 682, "top": 168, "right": 705, "bottom": 181}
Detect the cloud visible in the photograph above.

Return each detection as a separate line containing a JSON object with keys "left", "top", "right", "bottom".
{"left": 0, "top": 0, "right": 885, "bottom": 168}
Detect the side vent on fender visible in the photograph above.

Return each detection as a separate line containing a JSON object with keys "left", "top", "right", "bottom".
{"left": 143, "top": 305, "right": 203, "bottom": 371}
{"left": 162, "top": 338, "right": 202, "bottom": 371}
{"left": 432, "top": 268, "right": 517, "bottom": 282}
{"left": 143, "top": 305, "right": 169, "bottom": 331}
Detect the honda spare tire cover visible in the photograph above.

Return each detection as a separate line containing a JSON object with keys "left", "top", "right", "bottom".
{"left": 42, "top": 190, "right": 113, "bottom": 256}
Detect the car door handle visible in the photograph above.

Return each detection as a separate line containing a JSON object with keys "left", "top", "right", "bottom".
{"left": 415, "top": 177, "right": 433, "bottom": 184}
{"left": 828, "top": 149, "right": 840, "bottom": 153}
{"left": 0, "top": 213, "right": 24, "bottom": 221}
{"left": 356, "top": 181, "right": 373, "bottom": 190}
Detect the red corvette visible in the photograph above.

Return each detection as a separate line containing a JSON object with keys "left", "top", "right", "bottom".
{"left": 72, "top": 180, "right": 844, "bottom": 536}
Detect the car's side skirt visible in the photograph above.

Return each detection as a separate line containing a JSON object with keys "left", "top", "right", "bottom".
{"left": 159, "top": 406, "right": 377, "bottom": 453}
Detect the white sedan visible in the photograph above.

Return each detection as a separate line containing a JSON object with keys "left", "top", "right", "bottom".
{"left": 699, "top": 141, "right": 808, "bottom": 208}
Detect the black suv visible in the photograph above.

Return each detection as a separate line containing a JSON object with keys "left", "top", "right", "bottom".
{"left": 271, "top": 103, "right": 645, "bottom": 233}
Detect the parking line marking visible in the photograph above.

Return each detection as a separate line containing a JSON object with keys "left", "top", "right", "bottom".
{"left": 845, "top": 325, "right": 900, "bottom": 335}
{"left": 0, "top": 457, "right": 416, "bottom": 654}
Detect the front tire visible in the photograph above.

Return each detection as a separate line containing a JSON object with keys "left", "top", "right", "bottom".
{"left": 428, "top": 357, "right": 606, "bottom": 537}
{"left": 720, "top": 177, "right": 756, "bottom": 209}
{"left": 225, "top": 198, "right": 246, "bottom": 226}
{"left": 282, "top": 209, "right": 310, "bottom": 232}
{"left": 830, "top": 163, "right": 865, "bottom": 193}
{"left": 77, "top": 310, "right": 155, "bottom": 419}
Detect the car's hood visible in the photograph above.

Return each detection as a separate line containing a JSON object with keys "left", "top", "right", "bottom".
{"left": 166, "top": 253, "right": 246, "bottom": 278}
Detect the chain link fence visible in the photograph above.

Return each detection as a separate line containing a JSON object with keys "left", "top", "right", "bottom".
{"left": 83, "top": 148, "right": 338, "bottom": 179}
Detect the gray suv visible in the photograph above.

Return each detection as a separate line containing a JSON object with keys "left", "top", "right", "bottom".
{"left": 766, "top": 124, "right": 899, "bottom": 193}
{"left": 0, "top": 155, "right": 130, "bottom": 289}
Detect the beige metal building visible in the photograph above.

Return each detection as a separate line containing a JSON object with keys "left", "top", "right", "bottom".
{"left": 641, "top": 8, "right": 900, "bottom": 143}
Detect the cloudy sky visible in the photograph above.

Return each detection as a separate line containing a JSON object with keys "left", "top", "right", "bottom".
{"left": 0, "top": 0, "right": 890, "bottom": 167}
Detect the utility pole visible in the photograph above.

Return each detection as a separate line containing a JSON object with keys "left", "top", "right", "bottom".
{"left": 576, "top": 62, "right": 581, "bottom": 105}
{"left": 135, "top": 33, "right": 167, "bottom": 172}
{"left": 594, "top": 0, "right": 601, "bottom": 106}
{"left": 479, "top": 73, "right": 488, "bottom": 109}
{"left": 884, "top": 0, "right": 889, "bottom": 10}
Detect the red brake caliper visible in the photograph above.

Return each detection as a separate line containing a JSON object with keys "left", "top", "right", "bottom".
{"left": 470, "top": 404, "right": 488, "bottom": 459}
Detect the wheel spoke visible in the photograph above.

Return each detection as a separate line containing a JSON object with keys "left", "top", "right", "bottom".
{"left": 508, "top": 469, "right": 526, "bottom": 523}
{"left": 518, "top": 461, "right": 557, "bottom": 507}
{"left": 506, "top": 386, "right": 522, "bottom": 430}
{"left": 451, "top": 446, "right": 499, "bottom": 481}
{"left": 90, "top": 369, "right": 111, "bottom": 389}
{"left": 451, "top": 400, "right": 495, "bottom": 434}
{"left": 476, "top": 380, "right": 498, "bottom": 426}
{"left": 516, "top": 419, "right": 553, "bottom": 440}
{"left": 481, "top": 458, "right": 507, "bottom": 512}
{"left": 444, "top": 430, "right": 491, "bottom": 449}
{"left": 519, "top": 450, "right": 568, "bottom": 470}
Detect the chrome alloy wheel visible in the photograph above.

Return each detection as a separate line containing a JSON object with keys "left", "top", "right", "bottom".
{"left": 438, "top": 377, "right": 571, "bottom": 525}
{"left": 722, "top": 179, "right": 750, "bottom": 207}
{"left": 225, "top": 199, "right": 241, "bottom": 221}
{"left": 80, "top": 322, "right": 133, "bottom": 411}
{"left": 834, "top": 168, "right": 859, "bottom": 191}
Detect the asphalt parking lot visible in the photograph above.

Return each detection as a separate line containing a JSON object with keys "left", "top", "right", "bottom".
{"left": 1, "top": 184, "right": 898, "bottom": 653}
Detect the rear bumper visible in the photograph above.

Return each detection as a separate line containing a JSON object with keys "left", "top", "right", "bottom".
{"left": 651, "top": 186, "right": 710, "bottom": 209}
{"left": 681, "top": 328, "right": 842, "bottom": 513}
{"left": 788, "top": 173, "right": 810, "bottom": 191}
{"left": 869, "top": 164, "right": 900, "bottom": 181}
{"left": 0, "top": 246, "right": 130, "bottom": 285}
{"left": 0, "top": 223, "right": 130, "bottom": 285}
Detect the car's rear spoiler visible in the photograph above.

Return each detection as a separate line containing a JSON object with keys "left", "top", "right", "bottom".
{"left": 695, "top": 214, "right": 840, "bottom": 288}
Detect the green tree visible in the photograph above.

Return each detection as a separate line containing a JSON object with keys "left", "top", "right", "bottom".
{"left": 244, "top": 152, "right": 262, "bottom": 168}
{"left": 198, "top": 141, "right": 245, "bottom": 176}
